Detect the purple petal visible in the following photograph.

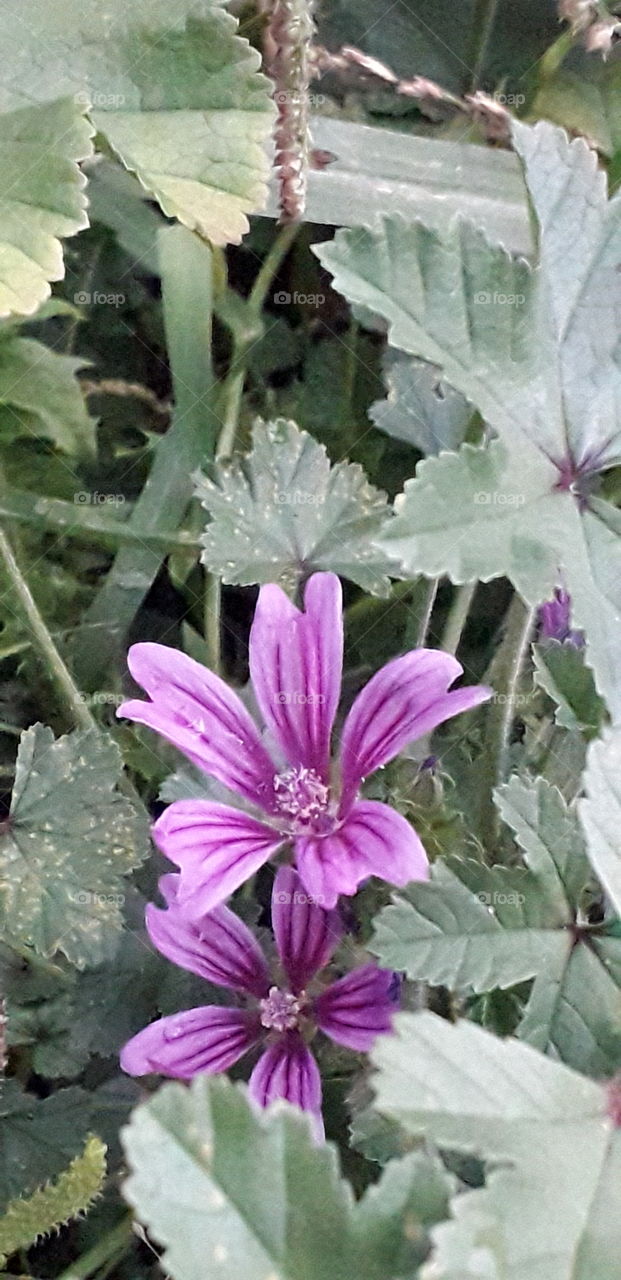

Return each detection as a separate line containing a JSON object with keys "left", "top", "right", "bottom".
{"left": 538, "top": 588, "right": 584, "bottom": 647}
{"left": 271, "top": 865, "right": 343, "bottom": 993}
{"left": 146, "top": 877, "right": 270, "bottom": 997}
{"left": 339, "top": 650, "right": 491, "bottom": 807}
{"left": 249, "top": 573, "right": 343, "bottom": 778}
{"left": 248, "top": 1034, "right": 323, "bottom": 1139}
{"left": 295, "top": 800, "right": 429, "bottom": 909}
{"left": 118, "top": 643, "right": 276, "bottom": 807}
{"left": 120, "top": 1007, "right": 259, "bottom": 1079}
{"left": 314, "top": 965, "right": 398, "bottom": 1051}
{"left": 153, "top": 800, "right": 283, "bottom": 917}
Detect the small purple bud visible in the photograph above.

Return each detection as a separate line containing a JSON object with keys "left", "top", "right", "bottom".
{"left": 538, "top": 588, "right": 584, "bottom": 648}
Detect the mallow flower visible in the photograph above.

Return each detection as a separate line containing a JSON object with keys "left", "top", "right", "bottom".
{"left": 118, "top": 572, "right": 490, "bottom": 912}
{"left": 120, "top": 866, "right": 398, "bottom": 1139}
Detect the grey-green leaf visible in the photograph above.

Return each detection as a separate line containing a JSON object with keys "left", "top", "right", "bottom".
{"left": 196, "top": 419, "right": 398, "bottom": 595}
{"left": 580, "top": 727, "right": 621, "bottom": 919}
{"left": 370, "top": 351, "right": 473, "bottom": 456}
{"left": 0, "top": 725, "right": 150, "bottom": 967}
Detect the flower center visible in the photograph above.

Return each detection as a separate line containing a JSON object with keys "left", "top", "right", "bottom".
{"left": 259, "top": 986, "right": 303, "bottom": 1032}
{"left": 272, "top": 765, "right": 332, "bottom": 833}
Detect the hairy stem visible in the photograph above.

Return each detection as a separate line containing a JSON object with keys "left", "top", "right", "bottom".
{"left": 441, "top": 582, "right": 477, "bottom": 655}
{"left": 468, "top": 0, "right": 500, "bottom": 92}
{"left": 479, "top": 593, "right": 536, "bottom": 844}
{"left": 0, "top": 526, "right": 96, "bottom": 734}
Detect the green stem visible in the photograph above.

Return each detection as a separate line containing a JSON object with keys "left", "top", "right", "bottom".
{"left": 441, "top": 582, "right": 477, "bottom": 655}
{"left": 468, "top": 0, "right": 500, "bottom": 92}
{"left": 203, "top": 570, "right": 222, "bottom": 677}
{"left": 216, "top": 223, "right": 298, "bottom": 461}
{"left": 0, "top": 526, "right": 96, "bottom": 734}
{"left": 56, "top": 1216, "right": 133, "bottom": 1280}
{"left": 414, "top": 578, "right": 439, "bottom": 647}
{"left": 479, "top": 594, "right": 536, "bottom": 844}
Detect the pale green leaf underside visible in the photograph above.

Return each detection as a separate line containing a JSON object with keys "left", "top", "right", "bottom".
{"left": 0, "top": 1, "right": 274, "bottom": 246}
{"left": 532, "top": 639, "right": 605, "bottom": 736}
{"left": 370, "top": 862, "right": 568, "bottom": 994}
{"left": 580, "top": 727, "right": 621, "bottom": 920}
{"left": 122, "top": 1076, "right": 448, "bottom": 1280}
{"left": 0, "top": 97, "right": 92, "bottom": 317}
{"left": 196, "top": 419, "right": 398, "bottom": 595}
{"left": 0, "top": 725, "right": 149, "bottom": 967}
{"left": 373, "top": 1013, "right": 620, "bottom": 1280}
{"left": 370, "top": 351, "right": 472, "bottom": 456}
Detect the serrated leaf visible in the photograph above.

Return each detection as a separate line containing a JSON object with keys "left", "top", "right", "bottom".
{"left": 0, "top": 337, "right": 95, "bottom": 456}
{"left": 532, "top": 639, "right": 606, "bottom": 736}
{"left": 580, "top": 727, "right": 621, "bottom": 919}
{"left": 0, "top": 1135, "right": 106, "bottom": 1264}
{"left": 0, "top": 725, "right": 149, "bottom": 968}
{"left": 0, "top": 97, "right": 92, "bottom": 317}
{"left": 372, "top": 779, "right": 621, "bottom": 1073}
{"left": 370, "top": 861, "right": 567, "bottom": 995}
{"left": 196, "top": 419, "right": 398, "bottom": 595}
{"left": 122, "top": 1075, "right": 451, "bottom": 1280}
{"left": 372, "top": 1011, "right": 621, "bottom": 1280}
{"left": 380, "top": 438, "right": 560, "bottom": 599}
{"left": 495, "top": 775, "right": 591, "bottom": 913}
{"left": 315, "top": 121, "right": 621, "bottom": 719}
{"left": 370, "top": 351, "right": 473, "bottom": 456}
{"left": 0, "top": 1, "right": 273, "bottom": 247}
{"left": 0, "top": 1081, "right": 92, "bottom": 1208}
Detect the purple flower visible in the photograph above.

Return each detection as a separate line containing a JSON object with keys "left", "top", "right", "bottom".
{"left": 538, "top": 587, "right": 584, "bottom": 647}
{"left": 120, "top": 866, "right": 398, "bottom": 1139}
{"left": 118, "top": 572, "right": 490, "bottom": 912}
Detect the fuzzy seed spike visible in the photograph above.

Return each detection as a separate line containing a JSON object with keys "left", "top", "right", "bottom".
{"left": 0, "top": 1136, "right": 107, "bottom": 1265}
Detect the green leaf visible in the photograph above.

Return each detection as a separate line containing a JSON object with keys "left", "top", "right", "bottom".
{"left": 379, "top": 439, "right": 560, "bottom": 600}
{"left": 370, "top": 351, "right": 473, "bottom": 456}
{"left": 0, "top": 0, "right": 274, "bottom": 246}
{"left": 494, "top": 774, "right": 591, "bottom": 913}
{"left": 0, "top": 724, "right": 149, "bottom": 968}
{"left": 0, "top": 337, "right": 95, "bottom": 457}
{"left": 196, "top": 419, "right": 398, "bottom": 595}
{"left": 0, "top": 1135, "right": 106, "bottom": 1264}
{"left": 314, "top": 120, "right": 621, "bottom": 718}
{"left": 372, "top": 778, "right": 621, "bottom": 1073}
{"left": 0, "top": 97, "right": 92, "bottom": 317}
{"left": 531, "top": 59, "right": 621, "bottom": 159}
{"left": 580, "top": 727, "right": 621, "bottom": 919}
{"left": 370, "top": 860, "right": 567, "bottom": 994}
{"left": 315, "top": 214, "right": 545, "bottom": 450}
{"left": 122, "top": 1075, "right": 452, "bottom": 1280}
{"left": 0, "top": 1081, "right": 92, "bottom": 1208}
{"left": 372, "top": 1011, "right": 621, "bottom": 1280}
{"left": 532, "top": 639, "right": 606, "bottom": 736}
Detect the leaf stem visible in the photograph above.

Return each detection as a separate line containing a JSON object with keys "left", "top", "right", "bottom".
{"left": 468, "top": 0, "right": 500, "bottom": 92}
{"left": 0, "top": 526, "right": 96, "bottom": 734}
{"left": 56, "top": 1216, "right": 133, "bottom": 1280}
{"left": 415, "top": 578, "right": 439, "bottom": 647}
{"left": 441, "top": 582, "right": 477, "bottom": 655}
{"left": 479, "top": 593, "right": 536, "bottom": 843}
{"left": 216, "top": 223, "right": 298, "bottom": 461}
